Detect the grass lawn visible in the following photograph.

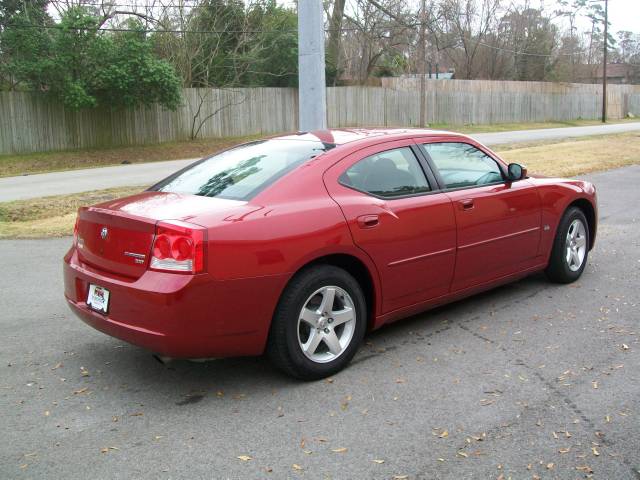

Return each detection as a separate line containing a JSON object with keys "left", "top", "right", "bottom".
{"left": 0, "top": 120, "right": 636, "bottom": 178}
{"left": 1, "top": 132, "right": 639, "bottom": 239}
{"left": 496, "top": 132, "right": 640, "bottom": 178}
{"left": 0, "top": 186, "right": 144, "bottom": 239}
{"left": 0, "top": 135, "right": 260, "bottom": 178}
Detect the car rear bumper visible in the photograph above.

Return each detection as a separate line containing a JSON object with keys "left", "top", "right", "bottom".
{"left": 63, "top": 247, "right": 289, "bottom": 358}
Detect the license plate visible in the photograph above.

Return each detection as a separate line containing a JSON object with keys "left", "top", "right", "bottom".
{"left": 87, "top": 284, "right": 110, "bottom": 314}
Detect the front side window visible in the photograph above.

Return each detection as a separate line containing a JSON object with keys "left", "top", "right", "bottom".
{"left": 152, "top": 139, "right": 329, "bottom": 200}
{"left": 423, "top": 142, "right": 503, "bottom": 189}
{"left": 339, "top": 147, "right": 431, "bottom": 198}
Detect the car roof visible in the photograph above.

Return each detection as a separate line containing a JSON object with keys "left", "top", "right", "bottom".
{"left": 272, "top": 128, "right": 467, "bottom": 147}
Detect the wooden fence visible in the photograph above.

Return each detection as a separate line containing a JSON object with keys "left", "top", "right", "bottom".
{"left": 1, "top": 80, "right": 639, "bottom": 155}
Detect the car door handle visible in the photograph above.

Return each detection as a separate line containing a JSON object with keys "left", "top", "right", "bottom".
{"left": 357, "top": 214, "right": 379, "bottom": 228}
{"left": 459, "top": 199, "right": 474, "bottom": 211}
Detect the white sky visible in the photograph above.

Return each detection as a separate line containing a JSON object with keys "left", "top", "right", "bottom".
{"left": 520, "top": 0, "right": 639, "bottom": 34}
{"left": 46, "top": 0, "right": 640, "bottom": 35}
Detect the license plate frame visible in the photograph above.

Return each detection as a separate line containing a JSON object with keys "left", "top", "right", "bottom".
{"left": 87, "top": 284, "right": 110, "bottom": 314}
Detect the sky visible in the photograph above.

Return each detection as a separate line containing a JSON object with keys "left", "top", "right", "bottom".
{"left": 45, "top": 0, "right": 640, "bottom": 36}
{"left": 541, "top": 0, "right": 640, "bottom": 34}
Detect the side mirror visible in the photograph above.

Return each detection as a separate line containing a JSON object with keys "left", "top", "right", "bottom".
{"left": 507, "top": 163, "right": 527, "bottom": 181}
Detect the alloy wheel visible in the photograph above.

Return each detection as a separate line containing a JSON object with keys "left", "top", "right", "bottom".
{"left": 296, "top": 286, "right": 356, "bottom": 363}
{"left": 565, "top": 218, "right": 587, "bottom": 272}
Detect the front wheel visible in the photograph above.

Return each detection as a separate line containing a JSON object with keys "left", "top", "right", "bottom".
{"left": 545, "top": 207, "right": 590, "bottom": 283}
{"left": 267, "top": 265, "right": 367, "bottom": 380}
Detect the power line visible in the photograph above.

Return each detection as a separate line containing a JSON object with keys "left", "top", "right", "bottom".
{"left": 476, "top": 41, "right": 580, "bottom": 58}
{"left": 0, "top": 19, "right": 379, "bottom": 34}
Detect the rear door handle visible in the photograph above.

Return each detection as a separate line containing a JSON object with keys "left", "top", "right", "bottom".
{"left": 459, "top": 199, "right": 474, "bottom": 211}
{"left": 357, "top": 214, "right": 379, "bottom": 228}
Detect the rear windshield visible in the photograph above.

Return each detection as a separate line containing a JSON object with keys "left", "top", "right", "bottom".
{"left": 151, "top": 139, "right": 329, "bottom": 200}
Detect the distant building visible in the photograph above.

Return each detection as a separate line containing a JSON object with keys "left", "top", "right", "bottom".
{"left": 575, "top": 63, "right": 640, "bottom": 84}
{"left": 395, "top": 67, "right": 456, "bottom": 81}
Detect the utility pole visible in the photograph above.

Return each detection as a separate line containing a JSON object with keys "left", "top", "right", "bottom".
{"left": 418, "top": 0, "right": 426, "bottom": 127}
{"left": 298, "top": 0, "right": 327, "bottom": 131}
{"left": 601, "top": 0, "right": 608, "bottom": 123}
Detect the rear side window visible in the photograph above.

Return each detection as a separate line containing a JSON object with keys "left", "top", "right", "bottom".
{"left": 152, "top": 139, "right": 328, "bottom": 200}
{"left": 339, "top": 147, "right": 431, "bottom": 198}
{"left": 422, "top": 142, "right": 503, "bottom": 189}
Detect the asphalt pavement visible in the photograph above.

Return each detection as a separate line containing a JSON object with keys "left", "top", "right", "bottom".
{"left": 1, "top": 165, "right": 639, "bottom": 479}
{"left": 1, "top": 122, "right": 639, "bottom": 202}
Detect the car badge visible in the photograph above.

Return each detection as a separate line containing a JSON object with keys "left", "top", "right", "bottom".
{"left": 100, "top": 227, "right": 108, "bottom": 240}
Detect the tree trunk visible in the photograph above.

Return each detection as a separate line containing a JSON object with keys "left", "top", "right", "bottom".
{"left": 327, "top": 0, "right": 346, "bottom": 86}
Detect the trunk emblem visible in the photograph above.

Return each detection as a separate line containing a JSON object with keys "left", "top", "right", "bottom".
{"left": 124, "top": 251, "right": 146, "bottom": 264}
{"left": 100, "top": 227, "right": 108, "bottom": 240}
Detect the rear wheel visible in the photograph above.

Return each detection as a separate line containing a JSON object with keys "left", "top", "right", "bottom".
{"left": 267, "top": 265, "right": 366, "bottom": 380}
{"left": 545, "top": 207, "right": 589, "bottom": 283}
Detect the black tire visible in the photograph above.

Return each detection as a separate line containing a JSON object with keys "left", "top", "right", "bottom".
{"left": 266, "top": 265, "right": 367, "bottom": 380}
{"left": 545, "top": 206, "right": 590, "bottom": 284}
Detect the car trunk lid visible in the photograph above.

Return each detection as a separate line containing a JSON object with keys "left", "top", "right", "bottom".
{"left": 75, "top": 191, "right": 251, "bottom": 279}
{"left": 76, "top": 207, "right": 157, "bottom": 279}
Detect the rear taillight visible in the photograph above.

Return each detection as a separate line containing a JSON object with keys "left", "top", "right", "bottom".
{"left": 150, "top": 221, "right": 206, "bottom": 274}
{"left": 73, "top": 215, "right": 79, "bottom": 246}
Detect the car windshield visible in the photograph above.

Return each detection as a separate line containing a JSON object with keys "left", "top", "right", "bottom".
{"left": 152, "top": 139, "right": 329, "bottom": 200}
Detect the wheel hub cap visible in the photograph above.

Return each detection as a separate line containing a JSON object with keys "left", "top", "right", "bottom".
{"left": 297, "top": 286, "right": 356, "bottom": 364}
{"left": 565, "top": 219, "right": 587, "bottom": 272}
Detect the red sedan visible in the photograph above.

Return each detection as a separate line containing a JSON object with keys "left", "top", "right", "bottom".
{"left": 64, "top": 129, "right": 597, "bottom": 379}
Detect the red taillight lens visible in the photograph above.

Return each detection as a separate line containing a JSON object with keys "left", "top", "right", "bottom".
{"left": 150, "top": 221, "right": 206, "bottom": 274}
{"left": 73, "top": 215, "right": 80, "bottom": 246}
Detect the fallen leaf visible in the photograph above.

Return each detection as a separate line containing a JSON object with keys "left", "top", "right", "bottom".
{"left": 457, "top": 451, "right": 468, "bottom": 458}
{"left": 264, "top": 467, "right": 273, "bottom": 473}
{"left": 372, "top": 459, "right": 385, "bottom": 464}
{"left": 237, "top": 455, "right": 252, "bottom": 462}
{"left": 621, "top": 344, "right": 629, "bottom": 350}
{"left": 439, "top": 430, "right": 449, "bottom": 438}
{"left": 292, "top": 464, "right": 303, "bottom": 471}
{"left": 73, "top": 387, "right": 88, "bottom": 395}
{"left": 546, "top": 462, "right": 555, "bottom": 470}
{"left": 592, "top": 381, "right": 599, "bottom": 389}
{"left": 559, "top": 447, "right": 571, "bottom": 454}
{"left": 576, "top": 465, "right": 593, "bottom": 473}
{"left": 331, "top": 447, "right": 348, "bottom": 453}
{"left": 592, "top": 447, "right": 600, "bottom": 456}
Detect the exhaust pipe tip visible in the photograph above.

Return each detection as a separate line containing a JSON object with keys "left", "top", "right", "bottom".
{"left": 152, "top": 354, "right": 174, "bottom": 365}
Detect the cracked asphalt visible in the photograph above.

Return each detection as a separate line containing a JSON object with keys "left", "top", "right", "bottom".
{"left": 1, "top": 165, "right": 639, "bottom": 479}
